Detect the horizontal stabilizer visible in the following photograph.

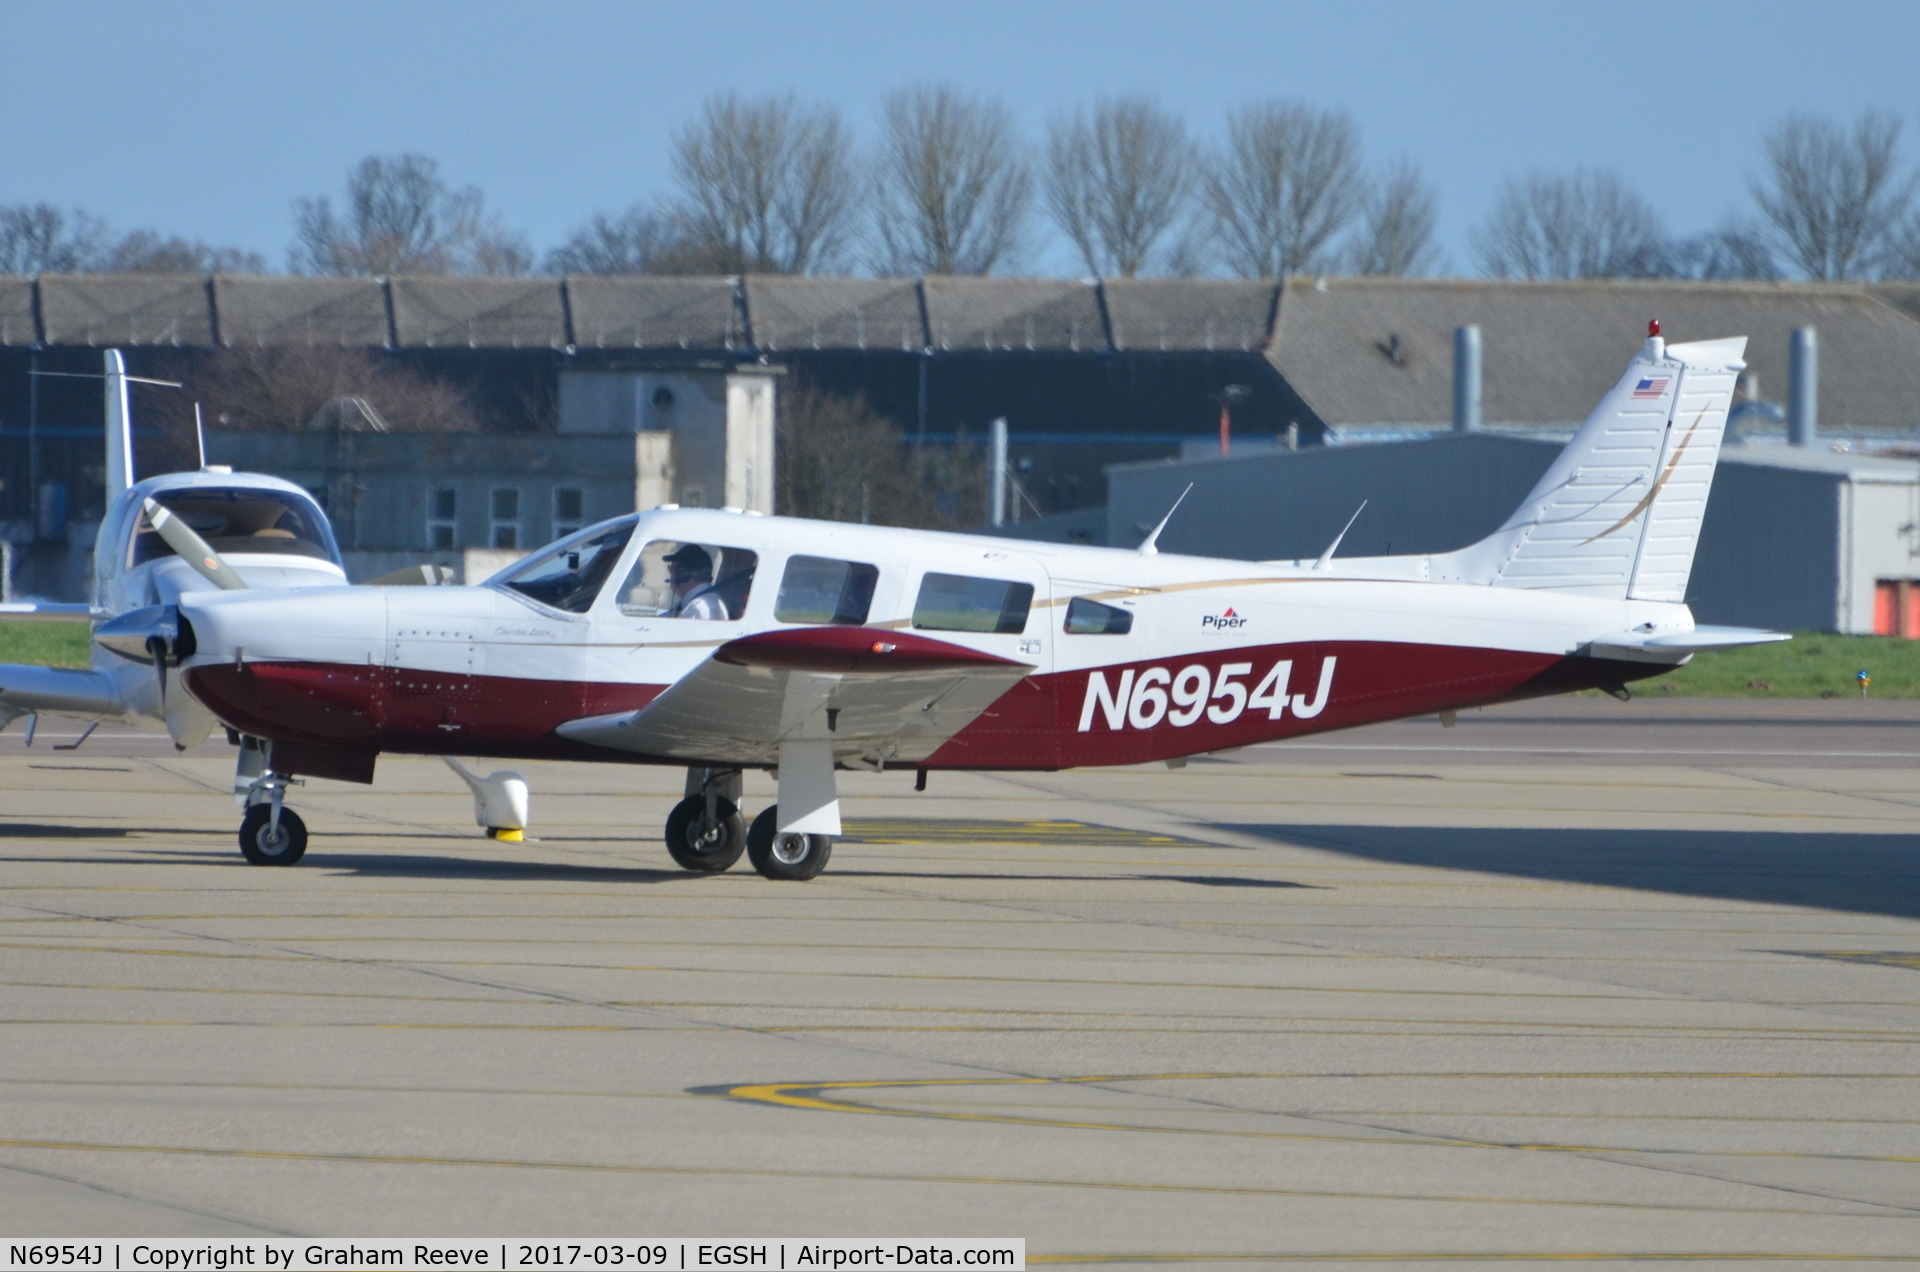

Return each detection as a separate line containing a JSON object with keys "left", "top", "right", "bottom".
{"left": 1589, "top": 625, "right": 1790, "bottom": 663}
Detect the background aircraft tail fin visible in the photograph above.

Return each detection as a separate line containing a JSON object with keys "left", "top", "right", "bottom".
{"left": 104, "top": 349, "right": 135, "bottom": 502}
{"left": 1438, "top": 332, "right": 1746, "bottom": 599}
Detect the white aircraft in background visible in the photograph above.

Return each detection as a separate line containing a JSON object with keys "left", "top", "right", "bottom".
{"left": 4, "top": 328, "right": 1787, "bottom": 880}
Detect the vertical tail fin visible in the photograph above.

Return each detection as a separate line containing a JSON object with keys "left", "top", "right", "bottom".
{"left": 104, "top": 350, "right": 135, "bottom": 501}
{"left": 1439, "top": 333, "right": 1747, "bottom": 598}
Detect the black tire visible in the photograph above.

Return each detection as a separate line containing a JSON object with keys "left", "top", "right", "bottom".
{"left": 746, "top": 805, "right": 833, "bottom": 881}
{"left": 239, "top": 804, "right": 307, "bottom": 866}
{"left": 664, "top": 794, "right": 746, "bottom": 872}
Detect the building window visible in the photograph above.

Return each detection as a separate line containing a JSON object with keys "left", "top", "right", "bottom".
{"left": 553, "top": 487, "right": 584, "bottom": 540}
{"left": 490, "top": 487, "right": 521, "bottom": 550}
{"left": 427, "top": 486, "right": 457, "bottom": 551}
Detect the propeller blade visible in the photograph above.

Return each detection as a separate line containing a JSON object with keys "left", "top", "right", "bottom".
{"left": 143, "top": 497, "right": 247, "bottom": 591}
{"left": 146, "top": 636, "right": 168, "bottom": 709}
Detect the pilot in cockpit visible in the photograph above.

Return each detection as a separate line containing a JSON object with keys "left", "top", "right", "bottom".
{"left": 662, "top": 544, "right": 727, "bottom": 620}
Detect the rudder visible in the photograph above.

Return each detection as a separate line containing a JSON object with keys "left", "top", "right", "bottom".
{"left": 1440, "top": 332, "right": 1746, "bottom": 598}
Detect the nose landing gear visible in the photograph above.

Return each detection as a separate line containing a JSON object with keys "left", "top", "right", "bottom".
{"left": 238, "top": 769, "right": 307, "bottom": 865}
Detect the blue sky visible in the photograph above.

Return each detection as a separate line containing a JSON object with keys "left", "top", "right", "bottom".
{"left": 5, "top": 0, "right": 1917, "bottom": 274}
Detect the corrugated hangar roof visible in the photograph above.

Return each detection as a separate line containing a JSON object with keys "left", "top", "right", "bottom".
{"left": 37, "top": 274, "right": 214, "bottom": 347}
{"left": 1103, "top": 279, "right": 1278, "bottom": 352}
{"left": 1272, "top": 278, "right": 1920, "bottom": 434}
{"left": 0, "top": 278, "right": 33, "bottom": 346}
{"left": 567, "top": 276, "right": 743, "bottom": 350}
{"left": 745, "top": 276, "right": 924, "bottom": 351}
{"left": 388, "top": 277, "right": 567, "bottom": 348}
{"left": 922, "top": 277, "right": 1104, "bottom": 351}
{"left": 214, "top": 276, "right": 390, "bottom": 347}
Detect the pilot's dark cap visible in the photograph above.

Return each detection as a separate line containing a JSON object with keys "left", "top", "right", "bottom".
{"left": 664, "top": 543, "right": 712, "bottom": 576}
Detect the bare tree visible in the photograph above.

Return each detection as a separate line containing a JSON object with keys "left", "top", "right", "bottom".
{"left": 544, "top": 203, "right": 743, "bottom": 275}
{"left": 1204, "top": 101, "right": 1365, "bottom": 278}
{"left": 1751, "top": 110, "right": 1914, "bottom": 280}
{"left": 776, "top": 382, "right": 985, "bottom": 528}
{"left": 1347, "top": 161, "right": 1440, "bottom": 276}
{"left": 1474, "top": 168, "right": 1666, "bottom": 279}
{"left": 168, "top": 345, "right": 483, "bottom": 436}
{"left": 669, "top": 93, "right": 855, "bottom": 274}
{"left": 1656, "top": 219, "right": 1780, "bottom": 280}
{"left": 0, "top": 204, "right": 110, "bottom": 273}
{"left": 1886, "top": 214, "right": 1920, "bottom": 280}
{"left": 871, "top": 84, "right": 1030, "bottom": 275}
{"left": 290, "top": 154, "right": 532, "bottom": 276}
{"left": 546, "top": 205, "right": 672, "bottom": 274}
{"left": 1043, "top": 98, "right": 1190, "bottom": 277}
{"left": 103, "top": 231, "right": 266, "bottom": 274}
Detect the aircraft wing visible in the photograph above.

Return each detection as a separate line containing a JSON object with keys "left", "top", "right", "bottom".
{"left": 0, "top": 663, "right": 122, "bottom": 723}
{"left": 555, "top": 627, "right": 1034, "bottom": 768}
{"left": 0, "top": 602, "right": 95, "bottom": 622}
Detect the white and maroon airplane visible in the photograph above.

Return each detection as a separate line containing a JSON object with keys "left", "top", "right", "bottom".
{"left": 5, "top": 327, "right": 1783, "bottom": 880}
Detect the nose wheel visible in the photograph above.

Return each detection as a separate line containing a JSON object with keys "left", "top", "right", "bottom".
{"left": 238, "top": 766, "right": 306, "bottom": 866}
{"left": 239, "top": 803, "right": 307, "bottom": 865}
{"left": 746, "top": 805, "right": 833, "bottom": 881}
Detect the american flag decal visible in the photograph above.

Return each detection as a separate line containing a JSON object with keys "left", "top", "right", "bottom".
{"left": 1631, "top": 377, "right": 1671, "bottom": 399}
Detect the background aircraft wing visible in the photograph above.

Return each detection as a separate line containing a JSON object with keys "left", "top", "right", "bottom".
{"left": 0, "top": 663, "right": 122, "bottom": 722}
{"left": 555, "top": 627, "right": 1034, "bottom": 767}
{"left": 0, "top": 602, "right": 94, "bottom": 622}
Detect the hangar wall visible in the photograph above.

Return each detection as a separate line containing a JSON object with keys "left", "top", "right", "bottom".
{"left": 1103, "top": 436, "right": 1920, "bottom": 634}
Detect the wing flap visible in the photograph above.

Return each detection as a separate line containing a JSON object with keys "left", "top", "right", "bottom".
{"left": 556, "top": 628, "right": 1033, "bottom": 766}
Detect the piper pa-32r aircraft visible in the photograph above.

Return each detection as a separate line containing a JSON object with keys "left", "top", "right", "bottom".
{"left": 8, "top": 327, "right": 1785, "bottom": 880}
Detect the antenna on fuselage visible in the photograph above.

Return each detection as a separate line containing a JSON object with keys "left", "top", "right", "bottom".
{"left": 1314, "top": 499, "right": 1368, "bottom": 570}
{"left": 1137, "top": 484, "right": 1194, "bottom": 556}
{"left": 193, "top": 403, "right": 207, "bottom": 470}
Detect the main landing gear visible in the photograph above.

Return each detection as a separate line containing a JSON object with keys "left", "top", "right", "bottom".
{"left": 668, "top": 760, "right": 837, "bottom": 881}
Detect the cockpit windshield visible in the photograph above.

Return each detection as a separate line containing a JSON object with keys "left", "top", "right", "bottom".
{"left": 129, "top": 487, "right": 340, "bottom": 568}
{"left": 497, "top": 521, "right": 637, "bottom": 614}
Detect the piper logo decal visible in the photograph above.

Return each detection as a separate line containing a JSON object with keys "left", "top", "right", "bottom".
{"left": 1202, "top": 607, "right": 1247, "bottom": 630}
{"left": 1077, "top": 656, "right": 1336, "bottom": 731}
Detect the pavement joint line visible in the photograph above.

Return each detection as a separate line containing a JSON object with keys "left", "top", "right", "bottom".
{"left": 0, "top": 1137, "right": 1908, "bottom": 1219}
{"left": 0, "top": 1155, "right": 291, "bottom": 1236}
{"left": 14, "top": 944, "right": 1920, "bottom": 1002}
{"left": 10, "top": 1018, "right": 1920, "bottom": 1041}
{"left": 709, "top": 1076, "right": 1920, "bottom": 1174}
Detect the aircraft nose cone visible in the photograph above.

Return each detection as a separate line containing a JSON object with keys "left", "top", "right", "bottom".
{"left": 94, "top": 604, "right": 187, "bottom": 664}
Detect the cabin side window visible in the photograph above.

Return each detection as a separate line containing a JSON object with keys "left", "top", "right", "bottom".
{"left": 1064, "top": 596, "right": 1134, "bottom": 635}
{"left": 912, "top": 572, "right": 1034, "bottom": 634}
{"left": 618, "top": 540, "right": 758, "bottom": 620}
{"left": 775, "top": 556, "right": 879, "bottom": 625}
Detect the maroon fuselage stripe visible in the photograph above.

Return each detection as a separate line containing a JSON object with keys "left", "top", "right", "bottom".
{"left": 183, "top": 640, "right": 1662, "bottom": 773}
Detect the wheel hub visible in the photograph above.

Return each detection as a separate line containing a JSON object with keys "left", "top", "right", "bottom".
{"left": 771, "top": 832, "right": 810, "bottom": 865}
